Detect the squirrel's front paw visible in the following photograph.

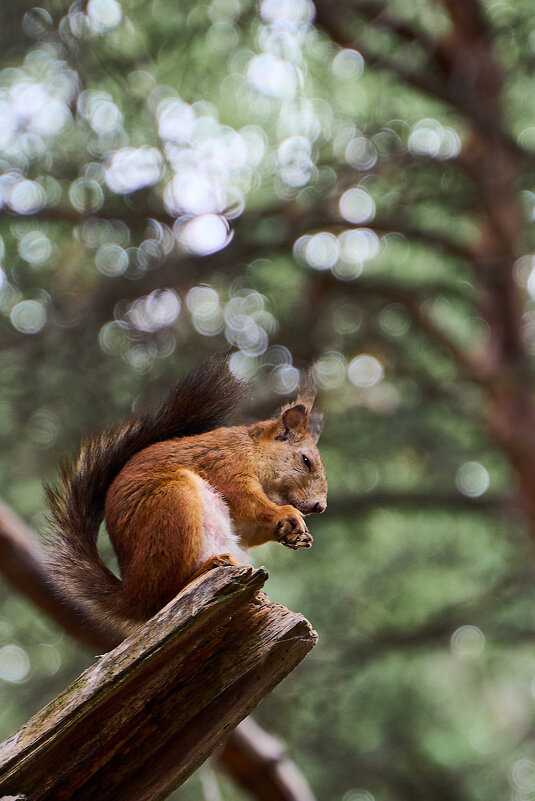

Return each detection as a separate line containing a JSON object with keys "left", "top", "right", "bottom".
{"left": 276, "top": 509, "right": 313, "bottom": 550}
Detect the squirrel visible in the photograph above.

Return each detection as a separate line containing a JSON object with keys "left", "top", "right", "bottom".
{"left": 46, "top": 357, "right": 327, "bottom": 632}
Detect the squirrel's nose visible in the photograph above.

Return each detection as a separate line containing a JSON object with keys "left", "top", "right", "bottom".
{"left": 313, "top": 500, "right": 326, "bottom": 514}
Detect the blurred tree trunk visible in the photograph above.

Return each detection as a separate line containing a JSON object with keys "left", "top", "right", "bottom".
{"left": 316, "top": 0, "right": 535, "bottom": 537}
{"left": 217, "top": 717, "right": 317, "bottom": 801}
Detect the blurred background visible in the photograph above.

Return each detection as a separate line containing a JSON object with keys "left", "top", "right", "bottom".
{"left": 2, "top": 0, "right": 535, "bottom": 799}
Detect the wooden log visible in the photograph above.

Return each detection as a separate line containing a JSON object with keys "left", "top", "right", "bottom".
{"left": 0, "top": 499, "right": 318, "bottom": 801}
{"left": 0, "top": 565, "right": 317, "bottom": 801}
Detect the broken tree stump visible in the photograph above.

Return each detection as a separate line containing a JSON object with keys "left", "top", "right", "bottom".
{"left": 0, "top": 565, "right": 317, "bottom": 801}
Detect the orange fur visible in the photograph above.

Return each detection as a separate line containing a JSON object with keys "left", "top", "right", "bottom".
{"left": 105, "top": 410, "right": 327, "bottom": 622}
{"left": 47, "top": 358, "right": 327, "bottom": 629}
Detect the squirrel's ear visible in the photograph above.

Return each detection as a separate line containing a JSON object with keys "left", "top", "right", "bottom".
{"left": 308, "top": 411, "right": 324, "bottom": 443}
{"left": 277, "top": 403, "right": 309, "bottom": 440}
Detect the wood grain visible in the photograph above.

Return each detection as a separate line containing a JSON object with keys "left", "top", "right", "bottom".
{"left": 0, "top": 565, "right": 317, "bottom": 801}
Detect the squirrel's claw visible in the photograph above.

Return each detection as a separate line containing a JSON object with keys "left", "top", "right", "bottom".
{"left": 276, "top": 515, "right": 313, "bottom": 550}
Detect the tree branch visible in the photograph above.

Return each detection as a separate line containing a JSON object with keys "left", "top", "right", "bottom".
{"left": 0, "top": 500, "right": 318, "bottom": 801}
{"left": 328, "top": 491, "right": 512, "bottom": 515}
{"left": 314, "top": 1, "right": 527, "bottom": 164}
{"left": 347, "top": 567, "right": 535, "bottom": 662}
{"left": 346, "top": 1, "right": 439, "bottom": 54}
{"left": 218, "top": 717, "right": 316, "bottom": 801}
{"left": 0, "top": 565, "right": 317, "bottom": 801}
{"left": 0, "top": 499, "right": 121, "bottom": 650}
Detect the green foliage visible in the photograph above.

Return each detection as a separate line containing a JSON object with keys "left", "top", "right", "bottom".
{"left": 2, "top": 1, "right": 535, "bottom": 800}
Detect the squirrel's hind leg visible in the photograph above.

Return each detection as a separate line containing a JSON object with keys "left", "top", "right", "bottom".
{"left": 189, "top": 552, "right": 242, "bottom": 583}
{"left": 114, "top": 469, "right": 207, "bottom": 621}
{"left": 107, "top": 470, "right": 251, "bottom": 622}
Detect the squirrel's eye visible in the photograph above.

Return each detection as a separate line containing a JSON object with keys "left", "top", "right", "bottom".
{"left": 302, "top": 454, "right": 311, "bottom": 469}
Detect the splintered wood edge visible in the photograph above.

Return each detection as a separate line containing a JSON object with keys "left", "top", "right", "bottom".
{"left": 131, "top": 612, "right": 318, "bottom": 801}
{"left": 0, "top": 565, "right": 268, "bottom": 772}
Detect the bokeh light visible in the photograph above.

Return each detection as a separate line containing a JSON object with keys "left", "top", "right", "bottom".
{"left": 247, "top": 54, "right": 297, "bottom": 98}
{"left": 127, "top": 289, "right": 181, "bottom": 333}
{"left": 178, "top": 214, "right": 232, "bottom": 255}
{"left": 348, "top": 354, "right": 384, "bottom": 387}
{"left": 408, "top": 119, "right": 461, "bottom": 159}
{"left": 455, "top": 462, "right": 490, "bottom": 498}
{"left": 0, "top": 4, "right": 533, "bottom": 799}
{"left": 18, "top": 231, "right": 52, "bottom": 264}
{"left": 9, "top": 179, "right": 46, "bottom": 215}
{"left": 332, "top": 49, "right": 364, "bottom": 80}
{"left": 272, "top": 364, "right": 300, "bottom": 394}
{"left": 339, "top": 187, "right": 375, "bottom": 224}
{"left": 86, "top": 0, "right": 122, "bottom": 33}
{"left": 10, "top": 299, "right": 47, "bottom": 333}
{"left": 299, "top": 232, "right": 339, "bottom": 271}
{"left": 96, "top": 244, "right": 129, "bottom": 277}
{"left": 451, "top": 625, "right": 486, "bottom": 658}
{"left": 0, "top": 645, "right": 31, "bottom": 683}
{"left": 105, "top": 148, "right": 162, "bottom": 194}
{"left": 345, "top": 136, "right": 377, "bottom": 171}
{"left": 313, "top": 352, "right": 347, "bottom": 389}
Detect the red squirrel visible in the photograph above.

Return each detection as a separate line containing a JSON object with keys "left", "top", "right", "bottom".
{"left": 47, "top": 357, "right": 327, "bottom": 631}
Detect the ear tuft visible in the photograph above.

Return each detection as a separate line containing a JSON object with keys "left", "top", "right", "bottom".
{"left": 308, "top": 411, "right": 324, "bottom": 443}
{"left": 296, "top": 368, "right": 317, "bottom": 411}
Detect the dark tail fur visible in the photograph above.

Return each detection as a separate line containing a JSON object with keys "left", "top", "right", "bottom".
{"left": 45, "top": 357, "right": 247, "bottom": 628}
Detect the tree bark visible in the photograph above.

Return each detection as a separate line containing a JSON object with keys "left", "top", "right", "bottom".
{"left": 316, "top": 0, "right": 535, "bottom": 540}
{"left": 0, "top": 500, "right": 318, "bottom": 801}
{"left": 0, "top": 565, "right": 317, "bottom": 801}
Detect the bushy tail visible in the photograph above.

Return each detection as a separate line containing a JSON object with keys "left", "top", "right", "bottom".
{"left": 45, "top": 357, "right": 247, "bottom": 626}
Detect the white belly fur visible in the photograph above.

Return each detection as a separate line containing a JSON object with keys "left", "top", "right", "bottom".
{"left": 195, "top": 475, "right": 252, "bottom": 567}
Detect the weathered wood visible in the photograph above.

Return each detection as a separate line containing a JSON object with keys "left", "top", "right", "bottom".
{"left": 0, "top": 500, "right": 317, "bottom": 801}
{"left": 0, "top": 565, "right": 317, "bottom": 801}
